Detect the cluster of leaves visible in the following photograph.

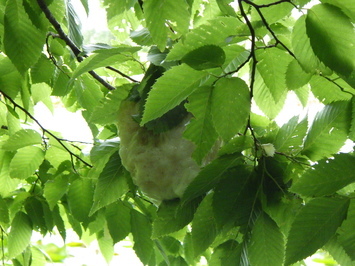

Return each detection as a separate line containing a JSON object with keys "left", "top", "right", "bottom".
{"left": 0, "top": 0, "right": 354, "bottom": 265}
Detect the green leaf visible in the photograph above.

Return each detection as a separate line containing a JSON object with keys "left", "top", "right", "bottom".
{"left": 325, "top": 237, "right": 355, "bottom": 266}
{"left": 309, "top": 75, "right": 353, "bottom": 104}
{"left": 182, "top": 155, "right": 242, "bottom": 203}
{"left": 211, "top": 77, "right": 250, "bottom": 141}
{"left": 184, "top": 86, "right": 218, "bottom": 164}
{"left": 4, "top": 0, "right": 46, "bottom": 74}
{"left": 131, "top": 209, "right": 155, "bottom": 265}
{"left": 306, "top": 4, "right": 355, "bottom": 77}
{"left": 71, "top": 47, "right": 141, "bottom": 80}
{"left": 160, "top": 236, "right": 181, "bottom": 255}
{"left": 89, "top": 84, "right": 132, "bottom": 125}
{"left": 291, "top": 154, "right": 355, "bottom": 197}
{"left": 24, "top": 197, "right": 47, "bottom": 234}
{"left": 254, "top": 71, "right": 286, "bottom": 119}
{"left": 351, "top": 97, "right": 355, "bottom": 141}
{"left": 213, "top": 166, "right": 257, "bottom": 227}
{"left": 9, "top": 146, "right": 44, "bottom": 179}
{"left": 338, "top": 199, "right": 355, "bottom": 260}
{"left": 144, "top": 0, "right": 190, "bottom": 51}
{"left": 52, "top": 205, "right": 66, "bottom": 241}
{"left": 274, "top": 116, "right": 308, "bottom": 153}
{"left": 182, "top": 45, "right": 226, "bottom": 70}
{"left": 209, "top": 240, "right": 242, "bottom": 266}
{"left": 285, "top": 197, "right": 350, "bottom": 265}
{"left": 90, "top": 153, "right": 128, "bottom": 215}
{"left": 248, "top": 212, "right": 285, "bottom": 266}
{"left": 44, "top": 175, "right": 69, "bottom": 210}
{"left": 0, "top": 197, "right": 10, "bottom": 226}
{"left": 303, "top": 101, "right": 351, "bottom": 161}
{"left": 141, "top": 64, "right": 208, "bottom": 125}
{"left": 105, "top": 201, "right": 131, "bottom": 243}
{"left": 7, "top": 212, "right": 33, "bottom": 259}
{"left": 2, "top": 129, "right": 42, "bottom": 151}
{"left": 218, "top": 136, "right": 254, "bottom": 156}
{"left": 286, "top": 59, "right": 312, "bottom": 90}
{"left": 0, "top": 151, "right": 21, "bottom": 198}
{"left": 97, "top": 229, "right": 114, "bottom": 263}
{"left": 167, "top": 17, "right": 242, "bottom": 61}
{"left": 0, "top": 56, "right": 22, "bottom": 98}
{"left": 67, "top": 178, "right": 94, "bottom": 224}
{"left": 31, "top": 83, "right": 54, "bottom": 112}
{"left": 251, "top": 0, "right": 293, "bottom": 24}
{"left": 191, "top": 194, "right": 217, "bottom": 257}
{"left": 256, "top": 48, "right": 291, "bottom": 103}
{"left": 320, "top": 0, "right": 355, "bottom": 22}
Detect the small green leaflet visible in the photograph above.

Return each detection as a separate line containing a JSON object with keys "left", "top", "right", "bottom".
{"left": 182, "top": 45, "right": 226, "bottom": 70}
{"left": 7, "top": 212, "right": 33, "bottom": 259}
{"left": 303, "top": 101, "right": 351, "bottom": 161}
{"left": 248, "top": 212, "right": 285, "bottom": 266}
{"left": 256, "top": 48, "right": 291, "bottom": 103}
{"left": 306, "top": 4, "right": 355, "bottom": 77}
{"left": 211, "top": 77, "right": 250, "bottom": 141}
{"left": 290, "top": 154, "right": 355, "bottom": 197}
{"left": 141, "top": 64, "right": 208, "bottom": 125}
{"left": 9, "top": 146, "right": 44, "bottom": 179}
{"left": 143, "top": 0, "right": 190, "bottom": 51}
{"left": 285, "top": 197, "right": 349, "bottom": 265}
{"left": 4, "top": 0, "right": 46, "bottom": 74}
{"left": 184, "top": 86, "right": 218, "bottom": 164}
{"left": 2, "top": 129, "right": 42, "bottom": 151}
{"left": 90, "top": 153, "right": 128, "bottom": 216}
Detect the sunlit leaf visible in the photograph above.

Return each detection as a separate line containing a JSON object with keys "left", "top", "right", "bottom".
{"left": 2, "top": 129, "right": 42, "bottom": 151}
{"left": 285, "top": 197, "right": 349, "bottom": 265}
{"left": 44, "top": 175, "right": 69, "bottom": 210}
{"left": 9, "top": 146, "right": 44, "bottom": 179}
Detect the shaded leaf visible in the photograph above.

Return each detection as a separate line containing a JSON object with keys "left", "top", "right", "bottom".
{"left": 105, "top": 201, "right": 131, "bottom": 243}
{"left": 286, "top": 59, "right": 312, "bottom": 90}
{"left": 182, "top": 45, "right": 226, "bottom": 70}
{"left": 285, "top": 197, "right": 349, "bottom": 265}
{"left": 209, "top": 240, "right": 242, "bottom": 266}
{"left": 291, "top": 154, "right": 355, "bottom": 197}
{"left": 337, "top": 199, "right": 355, "bottom": 260}
{"left": 248, "top": 212, "right": 285, "bottom": 266}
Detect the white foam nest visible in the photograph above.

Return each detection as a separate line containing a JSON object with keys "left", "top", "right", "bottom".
{"left": 117, "top": 101, "right": 201, "bottom": 201}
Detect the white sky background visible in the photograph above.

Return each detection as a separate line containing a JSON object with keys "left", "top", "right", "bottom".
{"left": 32, "top": 0, "right": 352, "bottom": 265}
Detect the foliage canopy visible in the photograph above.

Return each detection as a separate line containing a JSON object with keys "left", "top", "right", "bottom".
{"left": 0, "top": 0, "right": 355, "bottom": 265}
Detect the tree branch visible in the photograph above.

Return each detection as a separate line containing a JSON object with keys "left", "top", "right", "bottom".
{"left": 0, "top": 91, "right": 93, "bottom": 169}
{"left": 37, "top": 0, "right": 119, "bottom": 90}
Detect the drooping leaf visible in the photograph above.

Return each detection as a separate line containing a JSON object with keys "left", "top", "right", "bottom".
{"left": 131, "top": 209, "right": 155, "bottom": 265}
{"left": 182, "top": 45, "right": 226, "bottom": 70}
{"left": 209, "top": 240, "right": 242, "bottom": 266}
{"left": 24, "top": 197, "right": 47, "bottom": 235}
{"left": 4, "top": 0, "right": 46, "bottom": 74}
{"left": 67, "top": 178, "right": 94, "bottom": 224}
{"left": 211, "top": 77, "right": 250, "bottom": 141}
{"left": 9, "top": 146, "right": 44, "bottom": 179}
{"left": 303, "top": 101, "right": 351, "bottom": 161}
{"left": 291, "top": 154, "right": 355, "bottom": 197}
{"left": 256, "top": 48, "right": 291, "bottom": 103}
{"left": 90, "top": 153, "right": 128, "bottom": 215}
{"left": 2, "top": 129, "right": 42, "bottom": 151}
{"left": 144, "top": 0, "right": 190, "bottom": 51}
{"left": 191, "top": 194, "right": 217, "bottom": 257}
{"left": 248, "top": 212, "right": 285, "bottom": 266}
{"left": 7, "top": 212, "right": 33, "bottom": 259}
{"left": 285, "top": 197, "right": 350, "bottom": 265}
{"left": 97, "top": 229, "right": 114, "bottom": 263}
{"left": 212, "top": 166, "right": 257, "bottom": 227}
{"left": 167, "top": 17, "right": 243, "bottom": 61}
{"left": 182, "top": 155, "right": 242, "bottom": 203}
{"left": 274, "top": 116, "right": 308, "bottom": 153}
{"left": 141, "top": 64, "right": 208, "bottom": 125}
{"left": 306, "top": 4, "right": 355, "bottom": 78}
{"left": 66, "top": 0, "right": 83, "bottom": 48}
{"left": 184, "top": 86, "right": 218, "bottom": 164}
{"left": 105, "top": 201, "right": 131, "bottom": 243}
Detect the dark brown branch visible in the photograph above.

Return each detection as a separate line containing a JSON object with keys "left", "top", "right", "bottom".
{"left": 106, "top": 66, "right": 139, "bottom": 83}
{"left": 320, "top": 74, "right": 355, "bottom": 96}
{"left": 0, "top": 91, "right": 93, "bottom": 169}
{"left": 37, "top": 0, "right": 118, "bottom": 90}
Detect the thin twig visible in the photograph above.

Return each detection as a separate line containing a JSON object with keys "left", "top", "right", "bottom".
{"left": 320, "top": 74, "right": 355, "bottom": 96}
{"left": 0, "top": 91, "right": 93, "bottom": 169}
